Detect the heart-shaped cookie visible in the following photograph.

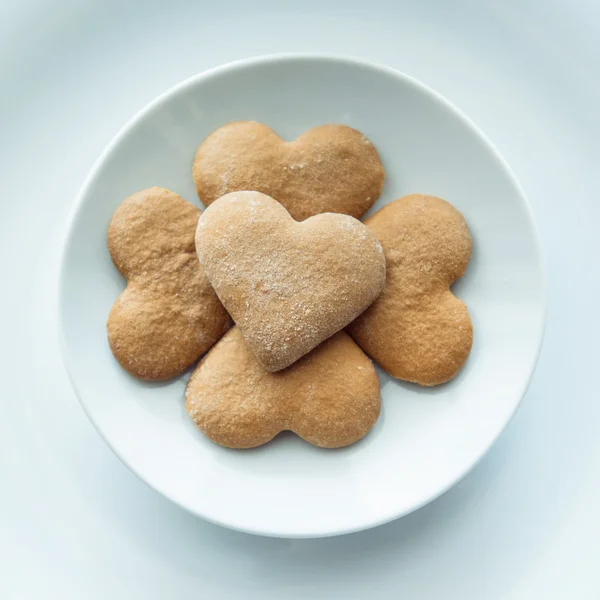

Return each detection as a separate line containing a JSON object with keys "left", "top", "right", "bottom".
{"left": 348, "top": 194, "right": 473, "bottom": 386}
{"left": 107, "top": 187, "right": 231, "bottom": 380}
{"left": 192, "top": 121, "right": 385, "bottom": 221}
{"left": 195, "top": 191, "right": 386, "bottom": 372}
{"left": 186, "top": 327, "right": 381, "bottom": 448}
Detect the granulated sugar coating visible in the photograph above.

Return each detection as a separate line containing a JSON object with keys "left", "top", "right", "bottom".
{"left": 186, "top": 327, "right": 381, "bottom": 449}
{"left": 195, "top": 191, "right": 386, "bottom": 372}
{"left": 192, "top": 121, "right": 385, "bottom": 221}
{"left": 107, "top": 187, "right": 231, "bottom": 380}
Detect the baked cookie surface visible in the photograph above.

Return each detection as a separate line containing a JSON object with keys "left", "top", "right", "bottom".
{"left": 186, "top": 328, "right": 381, "bottom": 449}
{"left": 193, "top": 121, "right": 385, "bottom": 221}
{"left": 195, "top": 191, "right": 386, "bottom": 371}
{"left": 107, "top": 187, "right": 231, "bottom": 380}
{"left": 348, "top": 194, "right": 473, "bottom": 386}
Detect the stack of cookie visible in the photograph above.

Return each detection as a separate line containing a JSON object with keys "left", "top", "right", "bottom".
{"left": 107, "top": 121, "right": 473, "bottom": 449}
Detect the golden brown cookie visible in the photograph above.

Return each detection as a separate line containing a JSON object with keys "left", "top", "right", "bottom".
{"left": 192, "top": 121, "right": 385, "bottom": 221}
{"left": 195, "top": 191, "right": 386, "bottom": 372}
{"left": 186, "top": 327, "right": 381, "bottom": 449}
{"left": 107, "top": 187, "right": 231, "bottom": 380}
{"left": 348, "top": 194, "right": 473, "bottom": 386}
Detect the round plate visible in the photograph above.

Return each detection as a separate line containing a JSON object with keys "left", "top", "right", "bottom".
{"left": 59, "top": 54, "right": 545, "bottom": 538}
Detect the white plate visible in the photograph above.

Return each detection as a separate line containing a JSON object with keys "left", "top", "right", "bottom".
{"left": 58, "top": 55, "right": 545, "bottom": 538}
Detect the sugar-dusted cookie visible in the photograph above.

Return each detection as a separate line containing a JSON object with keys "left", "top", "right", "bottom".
{"left": 195, "top": 191, "right": 386, "bottom": 372}
{"left": 348, "top": 194, "right": 473, "bottom": 386}
{"left": 186, "top": 327, "right": 380, "bottom": 448}
{"left": 192, "top": 121, "right": 385, "bottom": 221}
{"left": 107, "top": 187, "right": 231, "bottom": 380}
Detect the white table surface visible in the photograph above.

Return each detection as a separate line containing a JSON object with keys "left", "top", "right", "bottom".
{"left": 2, "top": 1, "right": 599, "bottom": 598}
